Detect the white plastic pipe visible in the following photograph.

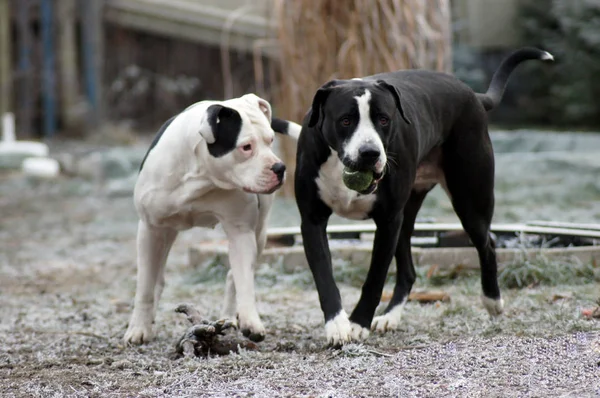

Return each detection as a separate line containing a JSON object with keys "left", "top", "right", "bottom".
{"left": 2, "top": 112, "right": 15, "bottom": 142}
{"left": 0, "top": 112, "right": 49, "bottom": 157}
{"left": 22, "top": 157, "right": 61, "bottom": 178}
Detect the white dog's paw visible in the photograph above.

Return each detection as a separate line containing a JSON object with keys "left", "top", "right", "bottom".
{"left": 482, "top": 296, "right": 504, "bottom": 316}
{"left": 371, "top": 303, "right": 405, "bottom": 333}
{"left": 123, "top": 323, "right": 154, "bottom": 345}
{"left": 237, "top": 312, "right": 266, "bottom": 342}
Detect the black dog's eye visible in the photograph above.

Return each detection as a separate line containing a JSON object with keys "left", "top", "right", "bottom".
{"left": 341, "top": 117, "right": 351, "bottom": 127}
{"left": 379, "top": 116, "right": 389, "bottom": 126}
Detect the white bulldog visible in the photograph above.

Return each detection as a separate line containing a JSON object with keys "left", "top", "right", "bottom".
{"left": 123, "top": 93, "right": 296, "bottom": 345}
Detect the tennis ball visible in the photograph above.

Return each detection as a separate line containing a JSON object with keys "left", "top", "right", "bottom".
{"left": 342, "top": 168, "right": 374, "bottom": 192}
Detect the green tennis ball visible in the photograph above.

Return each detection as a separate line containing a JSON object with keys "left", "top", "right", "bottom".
{"left": 342, "top": 168, "right": 374, "bottom": 192}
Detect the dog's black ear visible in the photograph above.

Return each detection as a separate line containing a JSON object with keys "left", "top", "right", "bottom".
{"left": 198, "top": 104, "right": 241, "bottom": 144}
{"left": 308, "top": 79, "right": 343, "bottom": 128}
{"left": 376, "top": 80, "right": 410, "bottom": 125}
{"left": 307, "top": 89, "right": 330, "bottom": 128}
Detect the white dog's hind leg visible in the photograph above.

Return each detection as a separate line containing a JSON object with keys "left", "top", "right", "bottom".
{"left": 124, "top": 221, "right": 177, "bottom": 345}
{"left": 222, "top": 224, "right": 266, "bottom": 342}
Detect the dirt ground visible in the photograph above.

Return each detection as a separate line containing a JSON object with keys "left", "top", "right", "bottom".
{"left": 1, "top": 138, "right": 600, "bottom": 397}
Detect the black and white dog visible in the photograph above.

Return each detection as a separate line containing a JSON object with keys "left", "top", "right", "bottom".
{"left": 273, "top": 48, "right": 553, "bottom": 345}
{"left": 124, "top": 93, "right": 298, "bottom": 345}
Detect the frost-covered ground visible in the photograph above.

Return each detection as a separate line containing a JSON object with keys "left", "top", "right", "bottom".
{"left": 1, "top": 130, "right": 599, "bottom": 397}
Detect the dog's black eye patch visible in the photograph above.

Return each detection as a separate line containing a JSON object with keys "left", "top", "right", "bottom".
{"left": 205, "top": 105, "right": 243, "bottom": 158}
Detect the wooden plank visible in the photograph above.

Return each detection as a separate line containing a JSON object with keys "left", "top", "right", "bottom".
{"left": 188, "top": 241, "right": 600, "bottom": 272}
{"left": 527, "top": 221, "right": 600, "bottom": 232}
{"left": 266, "top": 223, "right": 600, "bottom": 240}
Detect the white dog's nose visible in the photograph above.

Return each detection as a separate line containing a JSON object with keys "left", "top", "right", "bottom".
{"left": 271, "top": 162, "right": 286, "bottom": 182}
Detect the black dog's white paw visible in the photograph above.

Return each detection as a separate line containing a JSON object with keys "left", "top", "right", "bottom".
{"left": 482, "top": 296, "right": 504, "bottom": 316}
{"left": 325, "top": 311, "right": 369, "bottom": 346}
{"left": 371, "top": 301, "right": 406, "bottom": 333}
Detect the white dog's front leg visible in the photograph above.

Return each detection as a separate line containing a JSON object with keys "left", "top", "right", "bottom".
{"left": 124, "top": 221, "right": 177, "bottom": 345}
{"left": 223, "top": 227, "right": 265, "bottom": 342}
{"left": 221, "top": 270, "right": 237, "bottom": 319}
{"left": 221, "top": 200, "right": 269, "bottom": 324}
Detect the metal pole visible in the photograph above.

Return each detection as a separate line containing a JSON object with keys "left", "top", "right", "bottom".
{"left": 40, "top": 0, "right": 57, "bottom": 138}
{"left": 57, "top": 0, "right": 80, "bottom": 134}
{"left": 0, "top": 0, "right": 12, "bottom": 138}
{"left": 80, "top": 0, "right": 104, "bottom": 130}
{"left": 17, "top": 0, "right": 33, "bottom": 138}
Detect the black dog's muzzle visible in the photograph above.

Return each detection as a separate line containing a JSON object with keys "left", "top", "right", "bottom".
{"left": 341, "top": 152, "right": 385, "bottom": 195}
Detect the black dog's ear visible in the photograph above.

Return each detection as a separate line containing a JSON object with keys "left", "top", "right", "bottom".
{"left": 308, "top": 79, "right": 343, "bottom": 128}
{"left": 376, "top": 80, "right": 410, "bottom": 125}
{"left": 198, "top": 104, "right": 241, "bottom": 143}
{"left": 307, "top": 88, "right": 331, "bottom": 128}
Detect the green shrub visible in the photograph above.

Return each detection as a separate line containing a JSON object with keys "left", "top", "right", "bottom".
{"left": 517, "top": 0, "right": 600, "bottom": 128}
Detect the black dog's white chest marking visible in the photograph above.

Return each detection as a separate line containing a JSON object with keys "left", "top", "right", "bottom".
{"left": 315, "top": 151, "right": 376, "bottom": 220}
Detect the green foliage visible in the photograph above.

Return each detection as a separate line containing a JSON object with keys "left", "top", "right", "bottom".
{"left": 518, "top": 0, "right": 600, "bottom": 128}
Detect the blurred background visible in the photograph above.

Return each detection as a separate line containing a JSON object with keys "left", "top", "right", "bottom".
{"left": 2, "top": 3, "right": 600, "bottom": 394}
{"left": 0, "top": 0, "right": 598, "bottom": 221}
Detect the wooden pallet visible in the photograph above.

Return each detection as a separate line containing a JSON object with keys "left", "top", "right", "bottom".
{"left": 188, "top": 222, "right": 600, "bottom": 272}
{"left": 265, "top": 222, "right": 600, "bottom": 247}
{"left": 267, "top": 222, "right": 600, "bottom": 240}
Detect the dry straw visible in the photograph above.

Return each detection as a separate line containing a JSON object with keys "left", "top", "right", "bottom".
{"left": 262, "top": 0, "right": 452, "bottom": 196}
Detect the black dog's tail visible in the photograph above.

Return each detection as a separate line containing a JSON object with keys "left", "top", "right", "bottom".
{"left": 271, "top": 117, "right": 302, "bottom": 140}
{"left": 477, "top": 47, "right": 554, "bottom": 111}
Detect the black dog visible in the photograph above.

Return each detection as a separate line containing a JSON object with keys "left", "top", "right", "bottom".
{"left": 273, "top": 47, "right": 553, "bottom": 345}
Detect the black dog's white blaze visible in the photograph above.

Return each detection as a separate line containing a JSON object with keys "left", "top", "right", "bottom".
{"left": 342, "top": 90, "right": 386, "bottom": 170}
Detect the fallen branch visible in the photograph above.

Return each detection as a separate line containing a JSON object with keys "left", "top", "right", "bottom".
{"left": 366, "top": 349, "right": 393, "bottom": 357}
{"left": 408, "top": 291, "right": 451, "bottom": 304}
{"left": 381, "top": 290, "right": 451, "bottom": 303}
